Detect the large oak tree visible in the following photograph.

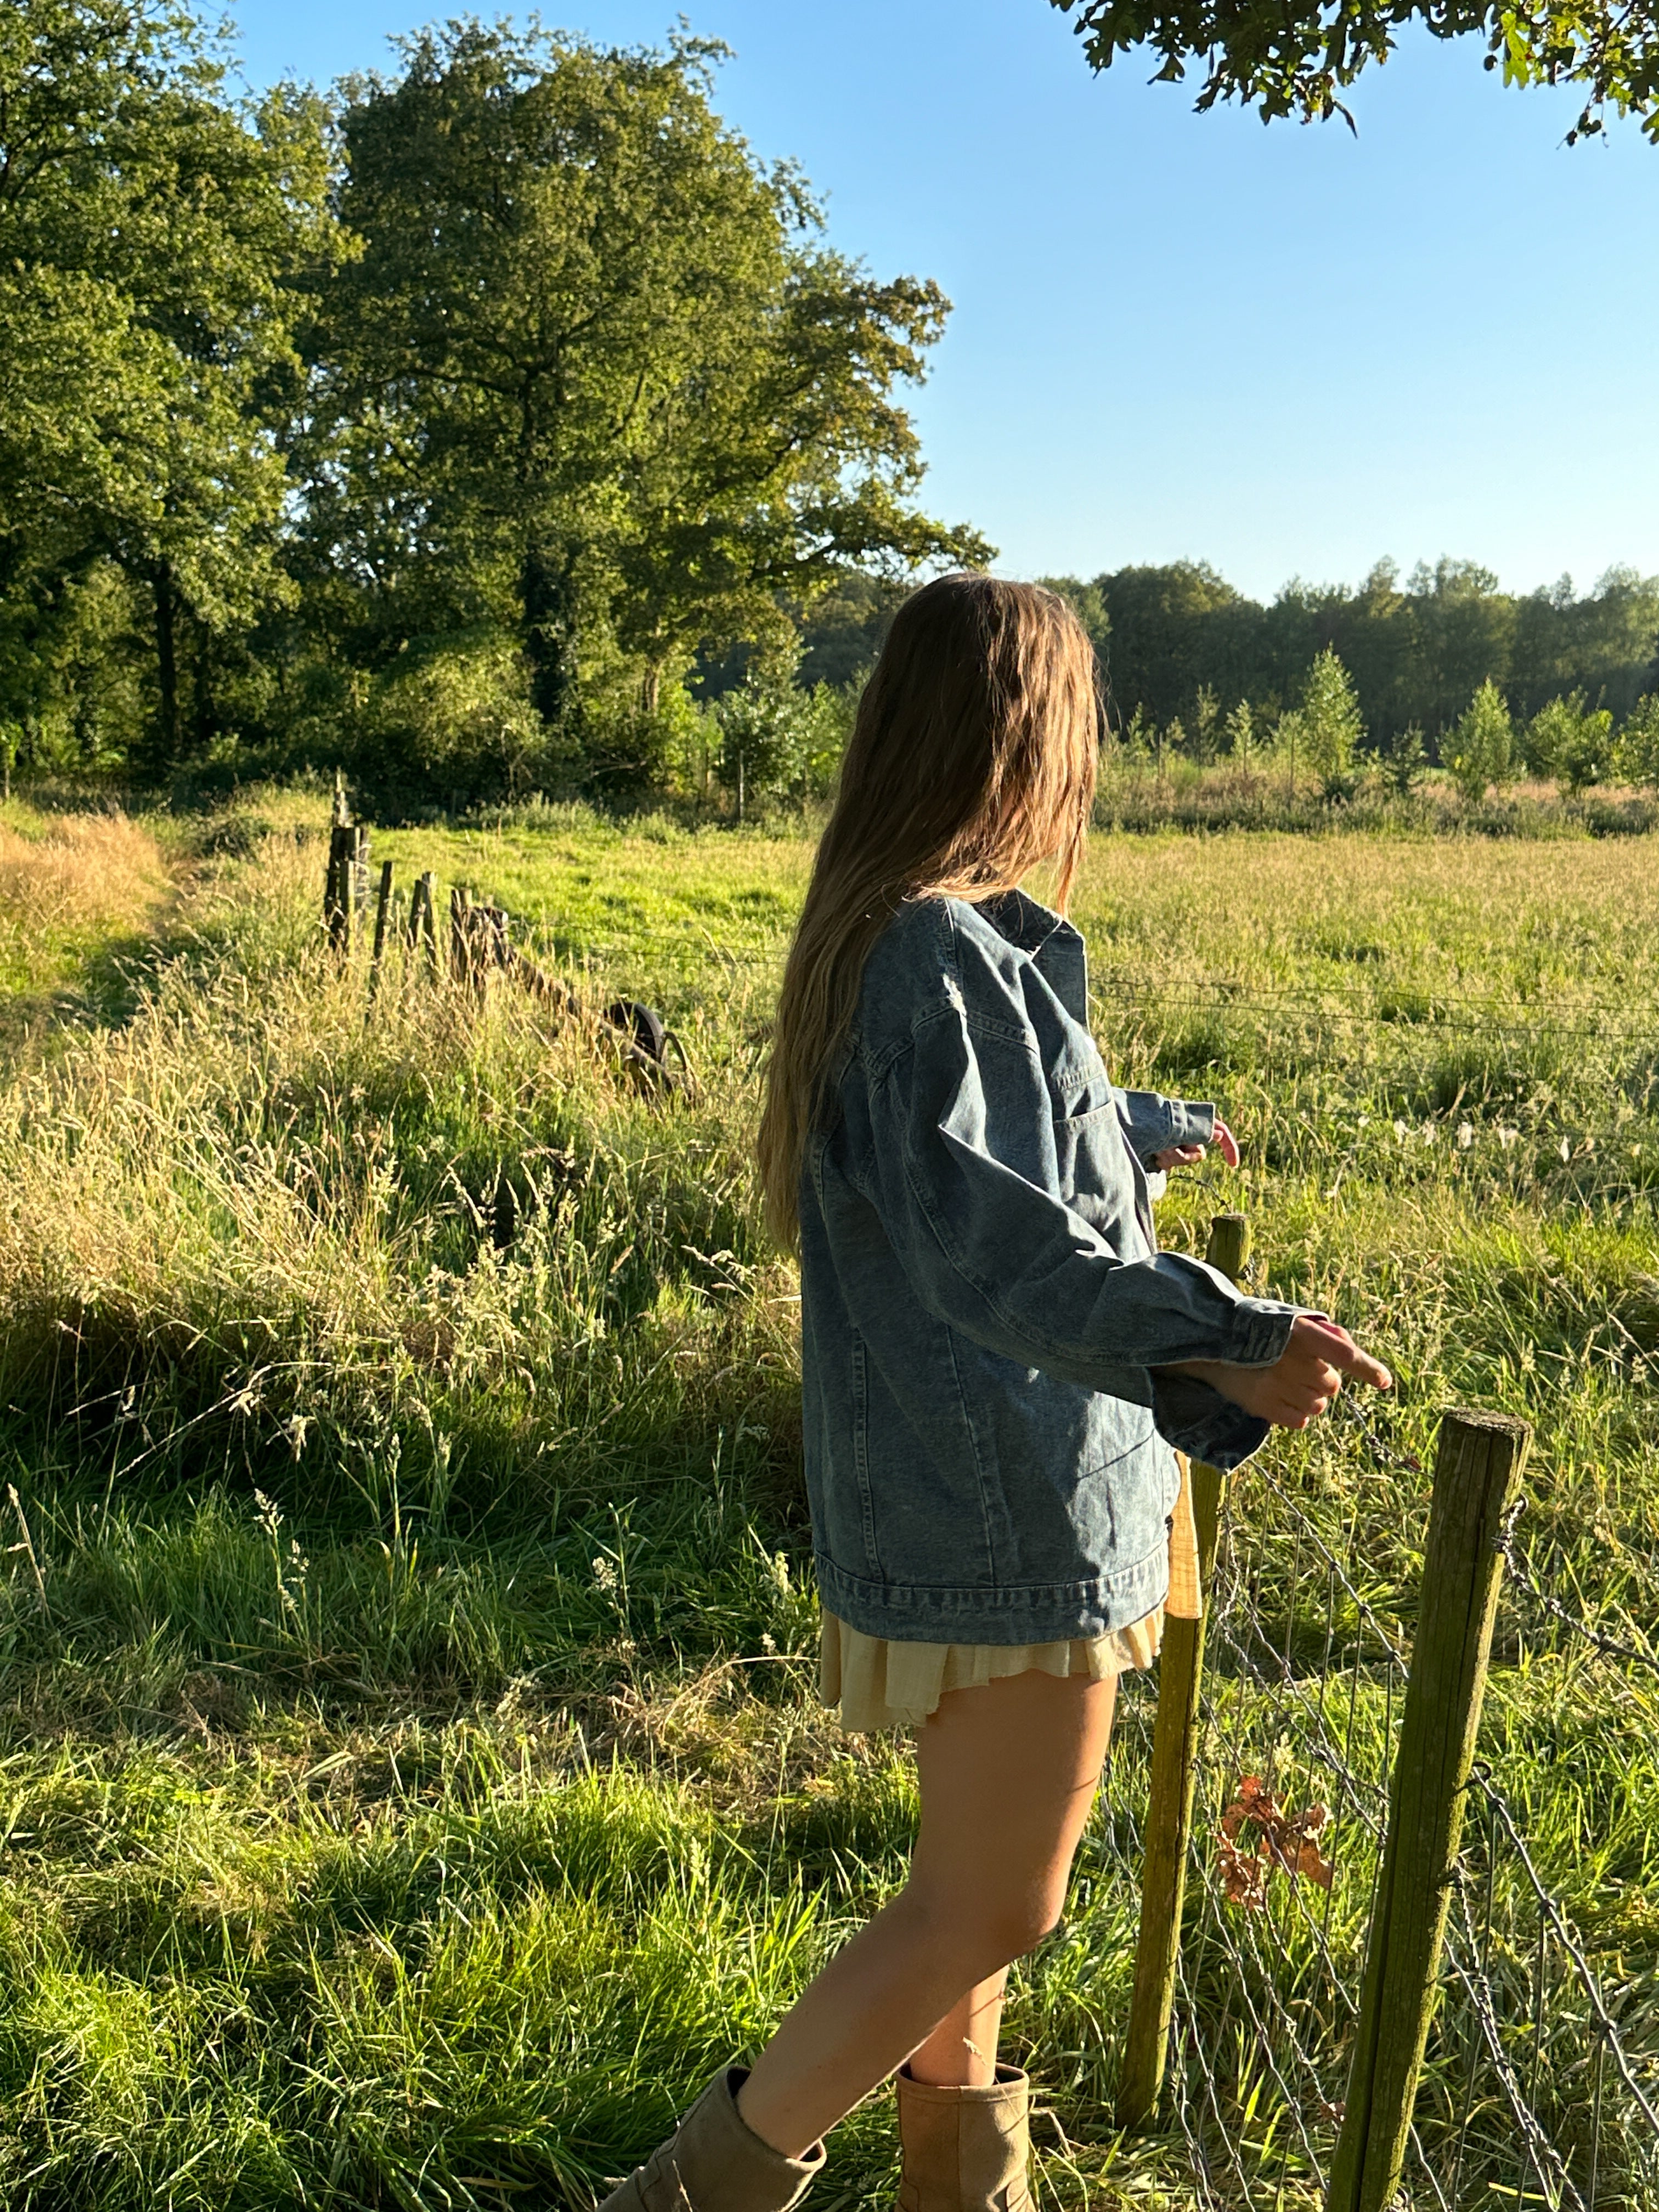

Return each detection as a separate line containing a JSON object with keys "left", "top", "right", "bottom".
{"left": 304, "top": 25, "right": 985, "bottom": 735}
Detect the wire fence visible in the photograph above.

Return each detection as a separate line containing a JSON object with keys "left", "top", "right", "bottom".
{"left": 1090, "top": 972, "right": 1659, "bottom": 1058}
{"left": 1124, "top": 1400, "right": 1659, "bottom": 2211}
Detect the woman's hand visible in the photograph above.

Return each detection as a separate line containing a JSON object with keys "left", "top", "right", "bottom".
{"left": 1150, "top": 1117, "right": 1240, "bottom": 1174}
{"left": 1167, "top": 1316, "right": 1392, "bottom": 1431}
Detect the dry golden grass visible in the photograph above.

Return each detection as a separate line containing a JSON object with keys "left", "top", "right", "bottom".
{"left": 0, "top": 809, "right": 169, "bottom": 937}
{"left": 0, "top": 808, "right": 173, "bottom": 1035}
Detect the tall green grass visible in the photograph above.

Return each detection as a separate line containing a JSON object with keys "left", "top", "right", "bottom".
{"left": 0, "top": 799, "right": 1650, "bottom": 2207}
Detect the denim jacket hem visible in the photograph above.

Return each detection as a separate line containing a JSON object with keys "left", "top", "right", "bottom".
{"left": 815, "top": 1537, "right": 1173, "bottom": 1647}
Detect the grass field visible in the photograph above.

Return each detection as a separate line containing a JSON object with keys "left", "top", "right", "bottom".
{"left": 0, "top": 793, "right": 1652, "bottom": 2209}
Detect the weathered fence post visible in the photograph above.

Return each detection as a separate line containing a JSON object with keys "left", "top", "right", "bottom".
{"left": 406, "top": 872, "right": 439, "bottom": 975}
{"left": 1327, "top": 1407, "right": 1532, "bottom": 2212}
{"left": 324, "top": 795, "right": 369, "bottom": 958}
{"left": 1117, "top": 1210, "right": 1249, "bottom": 2130}
{"left": 366, "top": 860, "right": 394, "bottom": 1006}
{"left": 450, "top": 885, "right": 471, "bottom": 981}
{"left": 325, "top": 824, "right": 353, "bottom": 952}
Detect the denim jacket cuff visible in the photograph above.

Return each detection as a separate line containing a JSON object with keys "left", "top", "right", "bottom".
{"left": 1167, "top": 1098, "right": 1216, "bottom": 1151}
{"left": 1150, "top": 1373, "right": 1273, "bottom": 1471}
{"left": 1221, "top": 1296, "right": 1302, "bottom": 1367}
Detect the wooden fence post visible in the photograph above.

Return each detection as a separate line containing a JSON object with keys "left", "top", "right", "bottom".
{"left": 325, "top": 823, "right": 354, "bottom": 952}
{"left": 1117, "top": 1210, "right": 1250, "bottom": 2130}
{"left": 366, "top": 860, "right": 394, "bottom": 1006}
{"left": 406, "top": 872, "right": 439, "bottom": 975}
{"left": 1327, "top": 1407, "right": 1531, "bottom": 2212}
{"left": 351, "top": 824, "right": 370, "bottom": 929}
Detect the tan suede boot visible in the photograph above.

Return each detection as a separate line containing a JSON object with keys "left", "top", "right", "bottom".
{"left": 894, "top": 2064, "right": 1033, "bottom": 2212}
{"left": 599, "top": 2067, "right": 826, "bottom": 2212}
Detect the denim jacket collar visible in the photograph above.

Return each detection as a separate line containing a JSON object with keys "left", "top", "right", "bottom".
{"left": 973, "top": 889, "right": 1088, "bottom": 1025}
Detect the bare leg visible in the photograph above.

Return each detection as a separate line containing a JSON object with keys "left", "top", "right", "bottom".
{"left": 906, "top": 1971, "right": 1007, "bottom": 2089}
{"left": 736, "top": 1667, "right": 1118, "bottom": 2158}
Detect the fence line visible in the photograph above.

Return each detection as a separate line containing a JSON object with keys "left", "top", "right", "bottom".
{"left": 1120, "top": 1218, "right": 1658, "bottom": 2211}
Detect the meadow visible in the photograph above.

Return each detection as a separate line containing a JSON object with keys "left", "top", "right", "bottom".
{"left": 0, "top": 793, "right": 1651, "bottom": 2209}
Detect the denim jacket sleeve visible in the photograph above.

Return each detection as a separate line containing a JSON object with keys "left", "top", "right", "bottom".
{"left": 856, "top": 972, "right": 1300, "bottom": 1468}
{"left": 1116, "top": 1088, "right": 1216, "bottom": 1166}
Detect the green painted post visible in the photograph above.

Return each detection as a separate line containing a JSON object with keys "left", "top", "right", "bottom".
{"left": 1117, "top": 1210, "right": 1249, "bottom": 2131}
{"left": 1326, "top": 1408, "right": 1531, "bottom": 2212}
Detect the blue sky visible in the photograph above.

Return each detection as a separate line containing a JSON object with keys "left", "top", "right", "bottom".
{"left": 232, "top": 0, "right": 1659, "bottom": 603}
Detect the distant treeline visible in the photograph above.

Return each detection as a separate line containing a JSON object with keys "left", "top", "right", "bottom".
{"left": 1060, "top": 559, "right": 1659, "bottom": 748}
{"left": 799, "top": 562, "right": 1659, "bottom": 754}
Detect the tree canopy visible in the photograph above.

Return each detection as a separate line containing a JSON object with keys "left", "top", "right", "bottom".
{"left": 293, "top": 21, "right": 983, "bottom": 794}
{"left": 1049, "top": 0, "right": 1659, "bottom": 139}
{"left": 1, "top": 3, "right": 983, "bottom": 802}
{"left": 0, "top": 0, "right": 336, "bottom": 765}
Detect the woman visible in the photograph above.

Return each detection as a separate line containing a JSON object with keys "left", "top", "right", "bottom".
{"left": 601, "top": 575, "right": 1389, "bottom": 2212}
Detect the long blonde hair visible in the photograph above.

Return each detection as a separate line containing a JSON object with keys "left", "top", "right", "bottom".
{"left": 757, "top": 573, "right": 1101, "bottom": 1249}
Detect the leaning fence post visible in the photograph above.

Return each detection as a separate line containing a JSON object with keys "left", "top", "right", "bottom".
{"left": 1117, "top": 1209, "right": 1249, "bottom": 2131}
{"left": 1327, "top": 1407, "right": 1532, "bottom": 2212}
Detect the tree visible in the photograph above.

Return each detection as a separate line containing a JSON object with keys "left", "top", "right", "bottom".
{"left": 307, "top": 24, "right": 984, "bottom": 754}
{"left": 1049, "top": 0, "right": 1659, "bottom": 141}
{"left": 0, "top": 0, "right": 335, "bottom": 773}
{"left": 1522, "top": 692, "right": 1615, "bottom": 793}
{"left": 1443, "top": 679, "right": 1514, "bottom": 802}
{"left": 1616, "top": 695, "right": 1659, "bottom": 790}
{"left": 1283, "top": 646, "right": 1363, "bottom": 794}
{"left": 715, "top": 664, "right": 813, "bottom": 820}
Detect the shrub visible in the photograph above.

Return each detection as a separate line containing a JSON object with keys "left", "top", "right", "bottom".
{"left": 714, "top": 670, "right": 818, "bottom": 816}
{"left": 1523, "top": 693, "right": 1615, "bottom": 794}
{"left": 340, "top": 638, "right": 561, "bottom": 816}
{"left": 1443, "top": 680, "right": 1513, "bottom": 803}
{"left": 1383, "top": 724, "right": 1427, "bottom": 795}
{"left": 584, "top": 681, "right": 716, "bottom": 805}
{"left": 1617, "top": 693, "right": 1659, "bottom": 790}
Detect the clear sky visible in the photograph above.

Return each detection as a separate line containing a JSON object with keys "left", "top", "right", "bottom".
{"left": 231, "top": 0, "right": 1659, "bottom": 604}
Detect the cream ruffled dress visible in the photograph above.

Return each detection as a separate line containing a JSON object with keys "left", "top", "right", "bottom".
{"left": 821, "top": 1454, "right": 1204, "bottom": 1733}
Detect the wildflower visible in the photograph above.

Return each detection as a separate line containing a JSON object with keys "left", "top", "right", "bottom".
{"left": 760, "top": 1632, "right": 777, "bottom": 1655}
{"left": 1457, "top": 1122, "right": 1475, "bottom": 1150}
{"left": 1559, "top": 1136, "right": 1572, "bottom": 1163}
{"left": 1393, "top": 1120, "right": 1409, "bottom": 1142}
{"left": 1498, "top": 1126, "right": 1519, "bottom": 1150}
{"left": 591, "top": 1555, "right": 619, "bottom": 1596}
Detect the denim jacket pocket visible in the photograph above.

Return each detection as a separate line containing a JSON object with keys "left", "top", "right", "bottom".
{"left": 1051, "top": 1100, "right": 1142, "bottom": 1243}
{"left": 1051, "top": 1099, "right": 1119, "bottom": 1188}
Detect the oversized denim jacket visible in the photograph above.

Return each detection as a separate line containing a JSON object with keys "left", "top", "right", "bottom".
{"left": 798, "top": 889, "right": 1302, "bottom": 1646}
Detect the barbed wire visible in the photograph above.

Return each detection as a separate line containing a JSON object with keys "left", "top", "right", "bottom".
{"left": 1156, "top": 1416, "right": 1655, "bottom": 2209}
{"left": 1092, "top": 973, "right": 1659, "bottom": 1025}
{"left": 1467, "top": 1767, "right": 1659, "bottom": 2140}
{"left": 1496, "top": 1502, "right": 1659, "bottom": 1682}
